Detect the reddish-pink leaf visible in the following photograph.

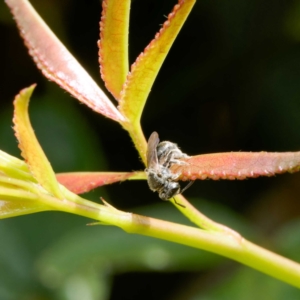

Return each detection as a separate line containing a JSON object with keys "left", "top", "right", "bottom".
{"left": 5, "top": 0, "right": 125, "bottom": 122}
{"left": 56, "top": 172, "right": 140, "bottom": 194}
{"left": 170, "top": 152, "right": 300, "bottom": 181}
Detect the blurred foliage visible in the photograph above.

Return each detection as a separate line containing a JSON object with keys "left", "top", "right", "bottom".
{"left": 1, "top": 0, "right": 300, "bottom": 299}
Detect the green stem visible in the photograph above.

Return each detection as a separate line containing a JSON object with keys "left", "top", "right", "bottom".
{"left": 37, "top": 191, "right": 300, "bottom": 288}
{"left": 172, "top": 194, "right": 241, "bottom": 236}
{"left": 3, "top": 157, "right": 298, "bottom": 287}
{"left": 124, "top": 214, "right": 300, "bottom": 288}
{"left": 122, "top": 121, "right": 148, "bottom": 165}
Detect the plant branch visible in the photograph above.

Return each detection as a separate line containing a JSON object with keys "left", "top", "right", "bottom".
{"left": 170, "top": 194, "right": 241, "bottom": 237}
{"left": 122, "top": 122, "right": 148, "bottom": 165}
{"left": 41, "top": 193, "right": 300, "bottom": 288}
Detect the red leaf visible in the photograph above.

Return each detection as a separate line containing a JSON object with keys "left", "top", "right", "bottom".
{"left": 171, "top": 152, "right": 300, "bottom": 181}
{"left": 5, "top": 0, "right": 125, "bottom": 122}
{"left": 56, "top": 172, "right": 140, "bottom": 194}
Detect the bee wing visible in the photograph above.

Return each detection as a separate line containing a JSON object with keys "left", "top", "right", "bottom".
{"left": 146, "top": 131, "right": 160, "bottom": 169}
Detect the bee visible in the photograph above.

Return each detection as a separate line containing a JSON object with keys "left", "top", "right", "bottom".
{"left": 145, "top": 132, "right": 193, "bottom": 202}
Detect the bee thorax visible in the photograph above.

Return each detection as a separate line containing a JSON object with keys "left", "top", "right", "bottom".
{"left": 145, "top": 132, "right": 193, "bottom": 201}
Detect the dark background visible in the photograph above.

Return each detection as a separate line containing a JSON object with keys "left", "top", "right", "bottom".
{"left": 1, "top": 0, "right": 300, "bottom": 299}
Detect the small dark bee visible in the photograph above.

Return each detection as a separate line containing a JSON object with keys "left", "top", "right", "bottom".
{"left": 145, "top": 132, "right": 193, "bottom": 201}
{"left": 157, "top": 140, "right": 189, "bottom": 168}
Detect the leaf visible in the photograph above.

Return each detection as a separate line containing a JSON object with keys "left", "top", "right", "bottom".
{"left": 56, "top": 171, "right": 145, "bottom": 194}
{"left": 0, "top": 199, "right": 49, "bottom": 219}
{"left": 0, "top": 151, "right": 52, "bottom": 219}
{"left": 197, "top": 266, "right": 299, "bottom": 300}
{"left": 0, "top": 149, "right": 33, "bottom": 182}
{"left": 170, "top": 152, "right": 300, "bottom": 181}
{"left": 273, "top": 219, "right": 300, "bottom": 261}
{"left": 13, "top": 85, "right": 63, "bottom": 199}
{"left": 119, "top": 0, "right": 196, "bottom": 125}
{"left": 99, "top": 0, "right": 130, "bottom": 100}
{"left": 0, "top": 180, "right": 51, "bottom": 219}
{"left": 5, "top": 0, "right": 125, "bottom": 122}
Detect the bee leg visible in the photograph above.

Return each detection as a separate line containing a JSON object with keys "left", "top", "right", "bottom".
{"left": 166, "top": 151, "right": 189, "bottom": 167}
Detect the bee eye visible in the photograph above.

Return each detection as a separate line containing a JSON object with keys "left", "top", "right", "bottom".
{"left": 159, "top": 191, "right": 168, "bottom": 201}
{"left": 170, "top": 186, "right": 180, "bottom": 195}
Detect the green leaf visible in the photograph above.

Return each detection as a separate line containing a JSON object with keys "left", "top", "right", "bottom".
{"left": 273, "top": 219, "right": 300, "bottom": 261}
{"left": 0, "top": 150, "right": 52, "bottom": 219}
{"left": 99, "top": 0, "right": 130, "bottom": 100}
{"left": 196, "top": 266, "right": 300, "bottom": 300}
{"left": 0, "top": 199, "right": 49, "bottom": 219}
{"left": 13, "top": 85, "right": 63, "bottom": 199}
{"left": 119, "top": 0, "right": 196, "bottom": 125}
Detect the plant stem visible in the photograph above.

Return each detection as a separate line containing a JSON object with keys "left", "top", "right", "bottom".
{"left": 172, "top": 194, "right": 241, "bottom": 236}
{"left": 123, "top": 213, "right": 300, "bottom": 288}
{"left": 3, "top": 160, "right": 298, "bottom": 287}
{"left": 39, "top": 190, "right": 300, "bottom": 288}
{"left": 122, "top": 121, "right": 148, "bottom": 164}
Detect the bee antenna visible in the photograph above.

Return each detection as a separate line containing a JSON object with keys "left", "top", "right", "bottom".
{"left": 181, "top": 181, "right": 194, "bottom": 194}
